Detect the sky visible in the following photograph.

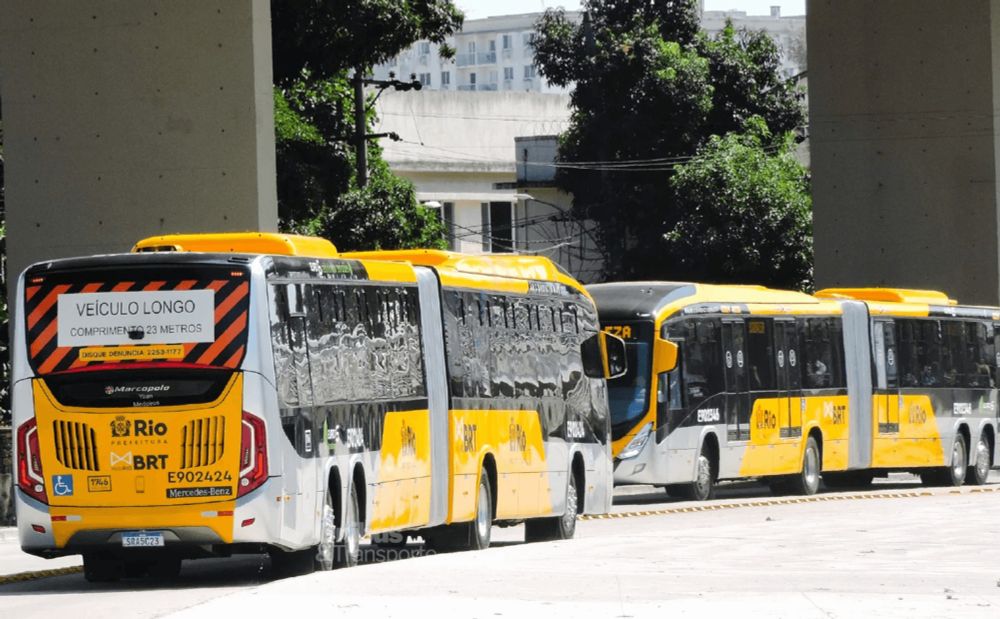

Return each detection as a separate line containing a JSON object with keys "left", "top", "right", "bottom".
{"left": 457, "top": 0, "right": 806, "bottom": 19}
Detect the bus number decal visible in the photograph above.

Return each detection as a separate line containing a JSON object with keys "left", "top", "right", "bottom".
{"left": 461, "top": 423, "right": 478, "bottom": 453}
{"left": 696, "top": 408, "right": 721, "bottom": 424}
{"left": 345, "top": 428, "right": 365, "bottom": 450}
{"left": 168, "top": 470, "right": 233, "bottom": 484}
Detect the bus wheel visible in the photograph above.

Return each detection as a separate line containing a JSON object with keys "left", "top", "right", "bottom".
{"left": 525, "top": 471, "right": 579, "bottom": 542}
{"left": 966, "top": 435, "right": 992, "bottom": 486}
{"left": 789, "top": 436, "right": 821, "bottom": 496}
{"left": 83, "top": 554, "right": 123, "bottom": 582}
{"left": 426, "top": 467, "right": 493, "bottom": 552}
{"left": 921, "top": 434, "right": 968, "bottom": 487}
{"left": 315, "top": 490, "right": 337, "bottom": 571}
{"left": 668, "top": 448, "right": 716, "bottom": 501}
{"left": 334, "top": 483, "right": 362, "bottom": 568}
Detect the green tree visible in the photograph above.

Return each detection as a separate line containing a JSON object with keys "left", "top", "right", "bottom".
{"left": 534, "top": 0, "right": 809, "bottom": 286}
{"left": 270, "top": 0, "right": 461, "bottom": 248}
{"left": 668, "top": 120, "right": 812, "bottom": 289}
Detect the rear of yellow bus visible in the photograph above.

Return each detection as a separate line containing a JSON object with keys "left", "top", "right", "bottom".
{"left": 12, "top": 254, "right": 268, "bottom": 578}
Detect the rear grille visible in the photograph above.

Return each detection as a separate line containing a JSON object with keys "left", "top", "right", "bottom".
{"left": 53, "top": 420, "right": 100, "bottom": 471}
{"left": 181, "top": 416, "right": 226, "bottom": 469}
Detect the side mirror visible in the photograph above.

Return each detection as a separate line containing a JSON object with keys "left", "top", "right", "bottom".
{"left": 601, "top": 331, "right": 628, "bottom": 379}
{"left": 581, "top": 331, "right": 628, "bottom": 379}
{"left": 652, "top": 336, "right": 678, "bottom": 375}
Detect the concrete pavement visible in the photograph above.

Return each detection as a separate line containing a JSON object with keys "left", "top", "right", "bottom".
{"left": 0, "top": 484, "right": 997, "bottom": 618}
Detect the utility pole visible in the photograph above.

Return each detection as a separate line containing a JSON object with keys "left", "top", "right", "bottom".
{"left": 352, "top": 65, "right": 368, "bottom": 188}
{"left": 349, "top": 68, "right": 422, "bottom": 189}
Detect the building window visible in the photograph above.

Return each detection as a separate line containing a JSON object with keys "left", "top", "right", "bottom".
{"left": 418, "top": 41, "right": 431, "bottom": 56}
{"left": 522, "top": 32, "right": 536, "bottom": 47}
{"left": 441, "top": 71, "right": 451, "bottom": 86}
{"left": 470, "top": 72, "right": 477, "bottom": 85}
{"left": 502, "top": 34, "right": 512, "bottom": 49}
{"left": 418, "top": 73, "right": 431, "bottom": 86}
{"left": 481, "top": 202, "right": 514, "bottom": 253}
{"left": 442, "top": 202, "right": 455, "bottom": 250}
{"left": 503, "top": 67, "right": 514, "bottom": 81}
{"left": 523, "top": 65, "right": 536, "bottom": 79}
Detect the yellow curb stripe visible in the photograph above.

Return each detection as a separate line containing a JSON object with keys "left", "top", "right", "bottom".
{"left": 0, "top": 565, "right": 82, "bottom": 585}
{"left": 579, "top": 485, "right": 1000, "bottom": 522}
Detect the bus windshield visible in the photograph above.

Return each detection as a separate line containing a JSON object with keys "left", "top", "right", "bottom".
{"left": 605, "top": 321, "right": 653, "bottom": 439}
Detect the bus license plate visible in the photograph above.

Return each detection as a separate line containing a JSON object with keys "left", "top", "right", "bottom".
{"left": 121, "top": 532, "right": 164, "bottom": 548}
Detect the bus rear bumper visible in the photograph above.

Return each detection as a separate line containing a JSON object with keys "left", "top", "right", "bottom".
{"left": 16, "top": 478, "right": 284, "bottom": 558}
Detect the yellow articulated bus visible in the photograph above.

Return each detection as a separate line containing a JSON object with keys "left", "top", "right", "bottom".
{"left": 13, "top": 233, "right": 623, "bottom": 581}
{"left": 588, "top": 282, "right": 998, "bottom": 500}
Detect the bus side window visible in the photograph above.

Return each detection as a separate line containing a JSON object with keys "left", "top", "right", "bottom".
{"left": 677, "top": 318, "right": 724, "bottom": 408}
{"left": 746, "top": 319, "right": 774, "bottom": 391}
{"left": 971, "top": 322, "right": 994, "bottom": 388}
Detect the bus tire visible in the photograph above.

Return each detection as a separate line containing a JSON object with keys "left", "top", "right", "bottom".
{"left": 83, "top": 553, "right": 122, "bottom": 583}
{"left": 315, "top": 489, "right": 337, "bottom": 571}
{"left": 966, "top": 434, "right": 992, "bottom": 486}
{"left": 334, "top": 483, "right": 362, "bottom": 568}
{"left": 525, "top": 470, "right": 579, "bottom": 542}
{"left": 921, "top": 433, "right": 968, "bottom": 487}
{"left": 427, "top": 467, "right": 493, "bottom": 552}
{"left": 789, "top": 436, "right": 821, "bottom": 496}
{"left": 669, "top": 447, "right": 716, "bottom": 501}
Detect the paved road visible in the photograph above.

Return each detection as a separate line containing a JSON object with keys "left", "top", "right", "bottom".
{"left": 1, "top": 477, "right": 998, "bottom": 618}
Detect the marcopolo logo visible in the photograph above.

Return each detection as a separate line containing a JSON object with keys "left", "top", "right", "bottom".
{"left": 104, "top": 384, "right": 172, "bottom": 397}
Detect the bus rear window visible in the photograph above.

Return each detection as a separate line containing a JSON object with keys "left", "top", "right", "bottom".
{"left": 23, "top": 264, "right": 250, "bottom": 375}
{"left": 44, "top": 369, "right": 233, "bottom": 408}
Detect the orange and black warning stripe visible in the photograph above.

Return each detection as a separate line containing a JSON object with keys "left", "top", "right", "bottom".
{"left": 24, "top": 267, "right": 251, "bottom": 374}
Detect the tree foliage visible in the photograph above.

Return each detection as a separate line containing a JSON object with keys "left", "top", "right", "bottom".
{"left": 534, "top": 0, "right": 809, "bottom": 287}
{"left": 270, "top": 0, "right": 459, "bottom": 249}
{"left": 271, "top": 0, "right": 463, "bottom": 82}
{"left": 668, "top": 120, "right": 812, "bottom": 288}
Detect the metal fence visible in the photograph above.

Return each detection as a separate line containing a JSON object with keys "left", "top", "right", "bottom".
{"left": 0, "top": 426, "right": 12, "bottom": 525}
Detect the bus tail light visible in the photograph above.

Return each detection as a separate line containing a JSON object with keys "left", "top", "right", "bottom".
{"left": 238, "top": 411, "right": 268, "bottom": 497}
{"left": 17, "top": 418, "right": 48, "bottom": 504}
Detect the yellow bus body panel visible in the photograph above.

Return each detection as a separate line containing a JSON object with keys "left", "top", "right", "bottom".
{"left": 34, "top": 374, "right": 245, "bottom": 547}
{"left": 446, "top": 409, "right": 553, "bottom": 523}
{"left": 370, "top": 409, "right": 432, "bottom": 533}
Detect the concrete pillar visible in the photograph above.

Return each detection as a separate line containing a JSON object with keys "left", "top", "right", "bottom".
{"left": 808, "top": 0, "right": 1000, "bottom": 305}
{"left": 0, "top": 0, "right": 278, "bottom": 282}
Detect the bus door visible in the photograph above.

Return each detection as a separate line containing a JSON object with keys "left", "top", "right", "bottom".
{"left": 873, "top": 320, "right": 899, "bottom": 435}
{"left": 721, "top": 320, "right": 749, "bottom": 477}
{"left": 774, "top": 320, "right": 802, "bottom": 473}
{"left": 775, "top": 320, "right": 802, "bottom": 440}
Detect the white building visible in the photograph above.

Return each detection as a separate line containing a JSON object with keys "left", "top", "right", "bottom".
{"left": 702, "top": 6, "right": 806, "bottom": 78}
{"left": 373, "top": 12, "right": 579, "bottom": 94}
{"left": 374, "top": 90, "right": 603, "bottom": 281}
{"left": 375, "top": 8, "right": 806, "bottom": 92}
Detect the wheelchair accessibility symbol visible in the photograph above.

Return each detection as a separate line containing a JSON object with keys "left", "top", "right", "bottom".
{"left": 52, "top": 475, "right": 74, "bottom": 497}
